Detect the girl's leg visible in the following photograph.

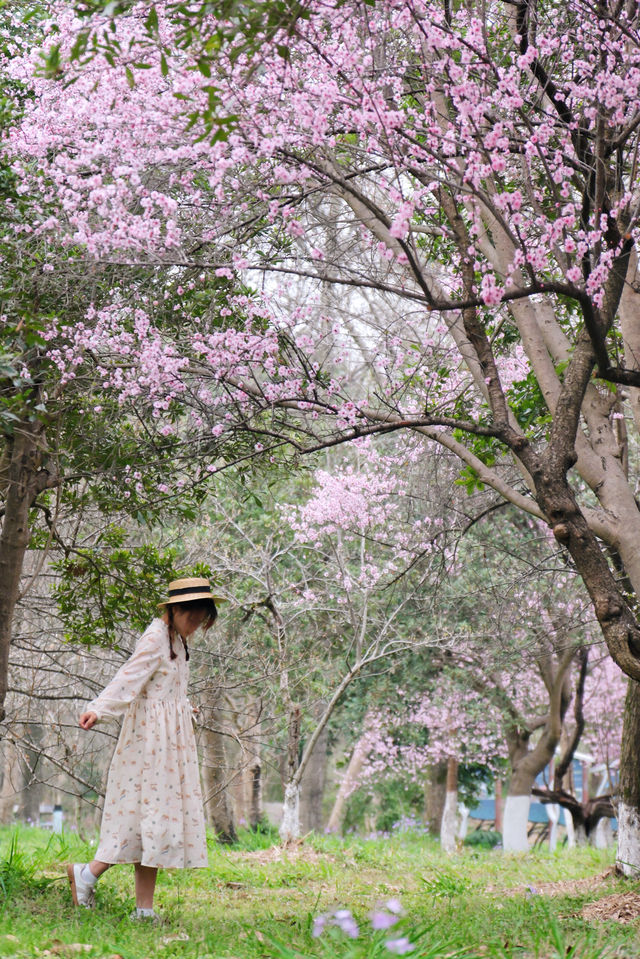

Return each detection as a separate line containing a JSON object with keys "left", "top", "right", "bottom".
{"left": 67, "top": 860, "right": 111, "bottom": 907}
{"left": 134, "top": 864, "right": 158, "bottom": 909}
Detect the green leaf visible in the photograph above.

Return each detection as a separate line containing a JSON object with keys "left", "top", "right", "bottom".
{"left": 125, "top": 65, "right": 135, "bottom": 89}
{"left": 70, "top": 31, "right": 90, "bottom": 61}
{"left": 42, "top": 44, "right": 61, "bottom": 78}
{"left": 145, "top": 5, "right": 159, "bottom": 33}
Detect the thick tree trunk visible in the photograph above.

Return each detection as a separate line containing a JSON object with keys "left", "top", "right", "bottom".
{"left": 501, "top": 647, "right": 573, "bottom": 853}
{"left": 279, "top": 781, "right": 301, "bottom": 842}
{"left": 573, "top": 821, "right": 588, "bottom": 846}
{"left": 423, "top": 761, "right": 447, "bottom": 835}
{"left": 278, "top": 704, "right": 302, "bottom": 841}
{"left": 439, "top": 757, "right": 458, "bottom": 853}
{"left": 200, "top": 701, "right": 237, "bottom": 843}
{"left": 617, "top": 680, "right": 640, "bottom": 875}
{"left": 503, "top": 742, "right": 556, "bottom": 852}
{"left": 0, "top": 423, "right": 52, "bottom": 723}
{"left": 0, "top": 744, "right": 19, "bottom": 823}
{"left": 527, "top": 460, "right": 640, "bottom": 684}
{"left": 228, "top": 696, "right": 264, "bottom": 829}
{"left": 502, "top": 794, "right": 531, "bottom": 853}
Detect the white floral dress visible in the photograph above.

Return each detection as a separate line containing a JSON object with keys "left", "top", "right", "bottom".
{"left": 87, "top": 618, "right": 207, "bottom": 869}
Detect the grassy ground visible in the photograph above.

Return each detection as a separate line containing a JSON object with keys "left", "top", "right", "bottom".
{"left": 0, "top": 825, "right": 638, "bottom": 958}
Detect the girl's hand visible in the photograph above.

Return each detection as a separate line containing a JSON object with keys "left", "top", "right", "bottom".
{"left": 79, "top": 711, "right": 98, "bottom": 730}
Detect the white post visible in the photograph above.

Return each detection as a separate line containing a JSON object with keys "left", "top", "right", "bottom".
{"left": 501, "top": 795, "right": 531, "bottom": 853}
{"left": 546, "top": 804, "right": 559, "bottom": 852}
{"left": 440, "top": 789, "right": 458, "bottom": 853}
{"left": 457, "top": 803, "right": 469, "bottom": 841}
{"left": 594, "top": 818, "right": 613, "bottom": 849}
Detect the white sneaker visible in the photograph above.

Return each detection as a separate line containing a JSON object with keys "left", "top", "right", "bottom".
{"left": 66, "top": 863, "right": 95, "bottom": 908}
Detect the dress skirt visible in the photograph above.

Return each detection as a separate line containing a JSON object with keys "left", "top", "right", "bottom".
{"left": 88, "top": 619, "right": 208, "bottom": 869}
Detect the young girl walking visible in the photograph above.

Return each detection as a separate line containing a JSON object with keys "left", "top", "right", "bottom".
{"left": 67, "top": 577, "right": 220, "bottom": 919}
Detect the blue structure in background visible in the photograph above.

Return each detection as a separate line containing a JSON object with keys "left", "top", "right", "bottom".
{"left": 467, "top": 753, "right": 618, "bottom": 839}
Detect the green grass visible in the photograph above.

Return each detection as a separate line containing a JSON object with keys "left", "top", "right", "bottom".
{"left": 0, "top": 826, "right": 636, "bottom": 958}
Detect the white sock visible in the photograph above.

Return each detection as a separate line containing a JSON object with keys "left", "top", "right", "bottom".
{"left": 81, "top": 865, "right": 98, "bottom": 886}
{"left": 136, "top": 907, "right": 155, "bottom": 917}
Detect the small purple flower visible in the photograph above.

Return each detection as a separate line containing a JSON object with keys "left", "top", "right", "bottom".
{"left": 312, "top": 915, "right": 328, "bottom": 938}
{"left": 370, "top": 910, "right": 399, "bottom": 931}
{"left": 333, "top": 909, "right": 359, "bottom": 938}
{"left": 385, "top": 936, "right": 415, "bottom": 955}
{"left": 312, "top": 909, "right": 359, "bottom": 940}
{"left": 385, "top": 898, "right": 405, "bottom": 916}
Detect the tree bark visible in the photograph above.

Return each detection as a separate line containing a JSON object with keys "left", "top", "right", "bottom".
{"left": 502, "top": 794, "right": 531, "bottom": 852}
{"left": 246, "top": 698, "right": 264, "bottom": 830}
{"left": 200, "top": 698, "right": 237, "bottom": 843}
{"left": 501, "top": 645, "right": 575, "bottom": 851}
{"left": 440, "top": 757, "right": 458, "bottom": 854}
{"left": 617, "top": 680, "right": 640, "bottom": 874}
{"left": 0, "top": 743, "right": 19, "bottom": 823}
{"left": 0, "top": 419, "right": 54, "bottom": 722}
{"left": 279, "top": 704, "right": 302, "bottom": 841}
{"left": 534, "top": 785, "right": 615, "bottom": 846}
{"left": 423, "top": 761, "right": 447, "bottom": 835}
{"left": 279, "top": 781, "right": 301, "bottom": 843}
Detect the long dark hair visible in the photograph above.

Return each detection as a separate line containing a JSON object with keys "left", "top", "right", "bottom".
{"left": 166, "top": 599, "right": 218, "bottom": 660}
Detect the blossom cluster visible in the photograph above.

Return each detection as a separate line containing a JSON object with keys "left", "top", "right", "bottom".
{"left": 312, "top": 900, "right": 414, "bottom": 955}
{"left": 8, "top": 0, "right": 637, "bottom": 321}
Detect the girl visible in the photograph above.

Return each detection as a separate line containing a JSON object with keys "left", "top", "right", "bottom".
{"left": 67, "top": 577, "right": 220, "bottom": 919}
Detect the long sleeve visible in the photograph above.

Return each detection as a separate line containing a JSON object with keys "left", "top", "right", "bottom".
{"left": 86, "top": 623, "right": 164, "bottom": 721}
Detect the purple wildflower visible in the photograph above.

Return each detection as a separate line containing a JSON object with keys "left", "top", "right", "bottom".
{"left": 312, "top": 915, "right": 328, "bottom": 938}
{"left": 333, "top": 909, "right": 359, "bottom": 938}
{"left": 312, "top": 909, "right": 359, "bottom": 940}
{"left": 385, "top": 898, "right": 405, "bottom": 916}
{"left": 385, "top": 936, "right": 415, "bottom": 955}
{"left": 370, "top": 910, "right": 399, "bottom": 931}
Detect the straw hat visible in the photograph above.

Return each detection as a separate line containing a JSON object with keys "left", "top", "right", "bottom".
{"left": 158, "top": 577, "right": 225, "bottom": 606}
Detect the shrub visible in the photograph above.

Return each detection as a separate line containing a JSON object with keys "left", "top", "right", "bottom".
{"left": 463, "top": 829, "right": 502, "bottom": 849}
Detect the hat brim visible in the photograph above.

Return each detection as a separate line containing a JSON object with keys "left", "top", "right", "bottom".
{"left": 158, "top": 592, "right": 227, "bottom": 606}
